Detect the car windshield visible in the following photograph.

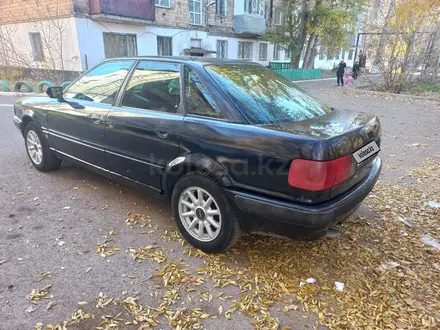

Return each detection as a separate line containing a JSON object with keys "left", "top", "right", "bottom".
{"left": 205, "top": 64, "right": 332, "bottom": 124}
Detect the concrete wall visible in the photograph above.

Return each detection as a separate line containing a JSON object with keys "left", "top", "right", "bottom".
{"left": 75, "top": 18, "right": 155, "bottom": 70}
{"left": 155, "top": 0, "right": 234, "bottom": 33}
{"left": 75, "top": 19, "right": 283, "bottom": 68}
{"left": 0, "top": 0, "right": 74, "bottom": 24}
{"left": 0, "top": 18, "right": 82, "bottom": 72}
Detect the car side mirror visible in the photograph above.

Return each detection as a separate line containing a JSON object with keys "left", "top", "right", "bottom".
{"left": 47, "top": 86, "right": 64, "bottom": 99}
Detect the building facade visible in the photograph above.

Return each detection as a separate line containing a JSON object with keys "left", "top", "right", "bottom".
{"left": 0, "top": 0, "right": 359, "bottom": 76}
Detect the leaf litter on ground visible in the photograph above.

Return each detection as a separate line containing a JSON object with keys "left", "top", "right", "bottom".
{"left": 37, "top": 160, "right": 440, "bottom": 329}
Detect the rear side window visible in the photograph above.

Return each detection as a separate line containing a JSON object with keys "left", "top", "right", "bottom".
{"left": 64, "top": 61, "right": 134, "bottom": 104}
{"left": 121, "top": 61, "right": 181, "bottom": 113}
{"left": 184, "top": 67, "right": 224, "bottom": 119}
{"left": 205, "top": 64, "right": 332, "bottom": 124}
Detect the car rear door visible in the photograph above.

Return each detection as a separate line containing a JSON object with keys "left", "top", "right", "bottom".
{"left": 105, "top": 60, "right": 183, "bottom": 190}
{"left": 47, "top": 60, "right": 135, "bottom": 169}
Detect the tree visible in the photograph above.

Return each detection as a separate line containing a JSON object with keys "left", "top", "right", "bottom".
{"left": 368, "top": 0, "right": 440, "bottom": 93}
{"left": 264, "top": 0, "right": 366, "bottom": 68}
{"left": 0, "top": 0, "right": 79, "bottom": 83}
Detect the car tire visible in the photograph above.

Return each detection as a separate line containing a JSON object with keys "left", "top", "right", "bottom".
{"left": 24, "top": 122, "right": 61, "bottom": 172}
{"left": 171, "top": 170, "right": 242, "bottom": 253}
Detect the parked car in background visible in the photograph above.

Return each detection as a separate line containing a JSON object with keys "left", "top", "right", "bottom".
{"left": 13, "top": 57, "right": 382, "bottom": 253}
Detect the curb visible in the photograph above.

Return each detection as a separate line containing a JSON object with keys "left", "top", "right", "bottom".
{"left": 347, "top": 86, "right": 440, "bottom": 101}
{"left": 0, "top": 91, "right": 41, "bottom": 97}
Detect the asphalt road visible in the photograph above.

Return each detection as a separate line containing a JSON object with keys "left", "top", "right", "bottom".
{"left": 0, "top": 84, "right": 439, "bottom": 330}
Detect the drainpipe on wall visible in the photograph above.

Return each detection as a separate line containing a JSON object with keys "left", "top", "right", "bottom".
{"left": 205, "top": 1, "right": 216, "bottom": 30}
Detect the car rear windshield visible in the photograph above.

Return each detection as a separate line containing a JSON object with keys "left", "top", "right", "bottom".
{"left": 205, "top": 64, "right": 332, "bottom": 124}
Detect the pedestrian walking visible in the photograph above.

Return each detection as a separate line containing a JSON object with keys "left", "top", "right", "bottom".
{"left": 337, "top": 59, "right": 346, "bottom": 86}
{"left": 344, "top": 67, "right": 351, "bottom": 87}
{"left": 352, "top": 61, "right": 360, "bottom": 80}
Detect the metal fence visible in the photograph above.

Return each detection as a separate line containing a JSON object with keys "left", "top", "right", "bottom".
{"left": 269, "top": 62, "right": 322, "bottom": 80}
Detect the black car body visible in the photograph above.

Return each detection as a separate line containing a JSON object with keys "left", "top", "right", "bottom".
{"left": 13, "top": 57, "right": 382, "bottom": 252}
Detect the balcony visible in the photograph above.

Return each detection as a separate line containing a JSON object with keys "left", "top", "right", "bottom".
{"left": 89, "top": 0, "right": 155, "bottom": 25}
{"left": 234, "top": 14, "right": 265, "bottom": 36}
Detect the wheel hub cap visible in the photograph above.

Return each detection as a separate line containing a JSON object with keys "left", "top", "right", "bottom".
{"left": 195, "top": 208, "right": 206, "bottom": 220}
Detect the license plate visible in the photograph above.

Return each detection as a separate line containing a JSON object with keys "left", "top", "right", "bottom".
{"left": 352, "top": 141, "right": 380, "bottom": 164}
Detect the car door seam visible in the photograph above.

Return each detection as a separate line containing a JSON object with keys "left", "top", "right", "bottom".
{"left": 48, "top": 129, "right": 105, "bottom": 152}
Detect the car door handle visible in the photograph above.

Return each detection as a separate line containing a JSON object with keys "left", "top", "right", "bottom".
{"left": 156, "top": 126, "right": 171, "bottom": 139}
{"left": 87, "top": 113, "right": 103, "bottom": 124}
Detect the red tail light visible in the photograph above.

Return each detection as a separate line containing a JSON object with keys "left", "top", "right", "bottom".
{"left": 288, "top": 155, "right": 354, "bottom": 191}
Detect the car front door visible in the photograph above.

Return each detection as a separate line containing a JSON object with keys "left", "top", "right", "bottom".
{"left": 47, "top": 60, "right": 135, "bottom": 169}
{"left": 105, "top": 61, "right": 183, "bottom": 190}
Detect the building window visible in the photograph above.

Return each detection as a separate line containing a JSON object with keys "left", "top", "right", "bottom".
{"left": 259, "top": 43, "right": 267, "bottom": 60}
{"left": 238, "top": 42, "right": 253, "bottom": 60}
{"left": 274, "top": 8, "right": 282, "bottom": 25}
{"left": 29, "top": 33, "right": 44, "bottom": 61}
{"left": 273, "top": 44, "right": 281, "bottom": 60}
{"left": 341, "top": 50, "right": 346, "bottom": 60}
{"left": 319, "top": 52, "right": 324, "bottom": 60}
{"left": 155, "top": 0, "right": 171, "bottom": 8}
{"left": 216, "top": 0, "right": 226, "bottom": 16}
{"left": 217, "top": 40, "right": 228, "bottom": 59}
{"left": 348, "top": 49, "right": 354, "bottom": 60}
{"left": 244, "top": 0, "right": 264, "bottom": 16}
{"left": 103, "top": 33, "right": 137, "bottom": 58}
{"left": 191, "top": 39, "right": 202, "bottom": 48}
{"left": 189, "top": 0, "right": 202, "bottom": 25}
{"left": 157, "top": 36, "right": 172, "bottom": 56}
{"left": 285, "top": 46, "right": 291, "bottom": 60}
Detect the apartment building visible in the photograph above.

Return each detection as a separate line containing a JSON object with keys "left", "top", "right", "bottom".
{"left": 0, "top": 0, "right": 359, "bottom": 76}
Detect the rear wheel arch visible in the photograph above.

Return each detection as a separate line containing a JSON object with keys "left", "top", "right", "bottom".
{"left": 162, "top": 154, "right": 233, "bottom": 197}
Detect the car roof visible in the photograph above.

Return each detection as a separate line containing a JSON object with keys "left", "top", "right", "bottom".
{"left": 103, "top": 56, "right": 262, "bottom": 66}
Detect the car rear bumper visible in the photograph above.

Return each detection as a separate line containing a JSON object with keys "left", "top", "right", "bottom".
{"left": 231, "top": 156, "right": 382, "bottom": 239}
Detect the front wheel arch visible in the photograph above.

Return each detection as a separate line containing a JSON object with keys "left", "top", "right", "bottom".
{"left": 21, "top": 115, "right": 34, "bottom": 136}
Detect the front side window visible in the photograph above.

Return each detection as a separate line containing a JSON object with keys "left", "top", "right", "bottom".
{"left": 103, "top": 33, "right": 137, "bottom": 58}
{"left": 259, "top": 43, "right": 267, "bottom": 60}
{"left": 238, "top": 42, "right": 253, "bottom": 60}
{"left": 216, "top": 40, "right": 228, "bottom": 59}
{"left": 155, "top": 0, "right": 171, "bottom": 7}
{"left": 29, "top": 32, "right": 44, "bottom": 61}
{"left": 64, "top": 61, "right": 134, "bottom": 104}
{"left": 157, "top": 36, "right": 173, "bottom": 56}
{"left": 185, "top": 67, "right": 224, "bottom": 119}
{"left": 244, "top": 0, "right": 264, "bottom": 15}
{"left": 121, "top": 62, "right": 181, "bottom": 113}
{"left": 189, "top": 0, "right": 202, "bottom": 25}
{"left": 205, "top": 64, "right": 332, "bottom": 124}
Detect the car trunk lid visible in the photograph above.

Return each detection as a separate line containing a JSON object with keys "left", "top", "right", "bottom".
{"left": 260, "top": 108, "right": 381, "bottom": 200}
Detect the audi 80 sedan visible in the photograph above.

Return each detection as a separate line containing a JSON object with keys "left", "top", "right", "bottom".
{"left": 13, "top": 57, "right": 382, "bottom": 253}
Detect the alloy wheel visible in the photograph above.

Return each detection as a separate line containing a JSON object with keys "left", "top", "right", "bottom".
{"left": 26, "top": 130, "right": 43, "bottom": 165}
{"left": 178, "top": 186, "right": 222, "bottom": 242}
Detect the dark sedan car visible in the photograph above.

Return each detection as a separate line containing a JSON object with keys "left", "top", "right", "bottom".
{"left": 13, "top": 57, "right": 381, "bottom": 253}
